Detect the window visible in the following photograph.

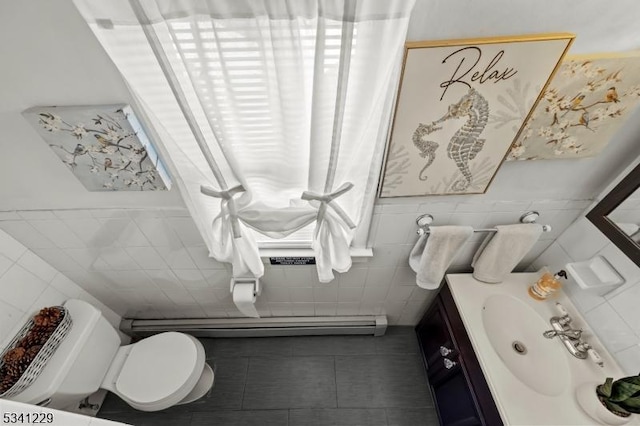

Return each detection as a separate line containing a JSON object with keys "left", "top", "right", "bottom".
{"left": 73, "top": 0, "right": 414, "bottom": 281}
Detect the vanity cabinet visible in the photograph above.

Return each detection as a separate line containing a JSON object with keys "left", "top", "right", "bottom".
{"left": 416, "top": 284, "right": 502, "bottom": 426}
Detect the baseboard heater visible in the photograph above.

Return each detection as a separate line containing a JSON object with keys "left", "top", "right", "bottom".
{"left": 120, "top": 315, "right": 387, "bottom": 338}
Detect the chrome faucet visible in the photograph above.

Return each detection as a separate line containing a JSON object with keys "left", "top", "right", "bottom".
{"left": 543, "top": 328, "right": 583, "bottom": 340}
{"left": 542, "top": 303, "right": 604, "bottom": 367}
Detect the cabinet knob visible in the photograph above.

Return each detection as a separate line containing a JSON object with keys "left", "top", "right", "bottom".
{"left": 444, "top": 358, "right": 457, "bottom": 369}
{"left": 439, "top": 346, "right": 453, "bottom": 356}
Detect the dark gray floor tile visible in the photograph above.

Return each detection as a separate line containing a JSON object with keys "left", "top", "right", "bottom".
{"left": 191, "top": 410, "right": 288, "bottom": 426}
{"left": 374, "top": 327, "right": 419, "bottom": 355}
{"left": 290, "top": 408, "right": 387, "bottom": 426}
{"left": 386, "top": 408, "right": 439, "bottom": 426}
{"left": 201, "top": 337, "right": 294, "bottom": 357}
{"left": 200, "top": 337, "right": 250, "bottom": 357}
{"left": 99, "top": 334, "right": 435, "bottom": 426}
{"left": 336, "top": 354, "right": 430, "bottom": 408}
{"left": 292, "top": 335, "right": 376, "bottom": 356}
{"left": 187, "top": 357, "right": 249, "bottom": 410}
{"left": 99, "top": 393, "right": 132, "bottom": 414}
{"left": 100, "top": 410, "right": 191, "bottom": 426}
{"left": 248, "top": 336, "right": 295, "bottom": 356}
{"left": 243, "top": 356, "right": 337, "bottom": 409}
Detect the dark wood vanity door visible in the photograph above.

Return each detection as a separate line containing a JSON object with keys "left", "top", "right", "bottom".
{"left": 416, "top": 284, "right": 502, "bottom": 426}
{"left": 416, "top": 298, "right": 455, "bottom": 362}
{"left": 431, "top": 372, "right": 483, "bottom": 426}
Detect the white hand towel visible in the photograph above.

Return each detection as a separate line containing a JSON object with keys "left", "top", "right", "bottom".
{"left": 471, "top": 224, "right": 544, "bottom": 283}
{"left": 409, "top": 226, "right": 474, "bottom": 289}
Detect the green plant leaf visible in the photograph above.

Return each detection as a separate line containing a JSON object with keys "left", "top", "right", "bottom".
{"left": 620, "top": 395, "right": 640, "bottom": 414}
{"left": 598, "top": 378, "right": 613, "bottom": 398}
{"left": 604, "top": 400, "right": 630, "bottom": 416}
{"left": 620, "top": 376, "right": 640, "bottom": 388}
{"left": 611, "top": 380, "right": 640, "bottom": 402}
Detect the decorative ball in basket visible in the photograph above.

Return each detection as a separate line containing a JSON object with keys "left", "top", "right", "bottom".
{"left": 0, "top": 306, "right": 72, "bottom": 397}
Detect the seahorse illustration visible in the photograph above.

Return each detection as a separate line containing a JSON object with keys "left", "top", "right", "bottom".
{"left": 412, "top": 122, "right": 441, "bottom": 181}
{"left": 412, "top": 88, "right": 489, "bottom": 189}
{"left": 442, "top": 87, "right": 489, "bottom": 191}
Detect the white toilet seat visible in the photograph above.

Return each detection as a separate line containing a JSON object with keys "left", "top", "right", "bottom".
{"left": 105, "top": 332, "right": 206, "bottom": 412}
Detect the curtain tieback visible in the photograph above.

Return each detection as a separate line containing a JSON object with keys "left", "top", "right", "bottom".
{"left": 302, "top": 182, "right": 356, "bottom": 229}
{"left": 201, "top": 184, "right": 246, "bottom": 238}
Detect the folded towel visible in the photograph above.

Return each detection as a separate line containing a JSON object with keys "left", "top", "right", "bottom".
{"left": 472, "top": 224, "right": 544, "bottom": 283}
{"left": 409, "top": 226, "right": 473, "bottom": 289}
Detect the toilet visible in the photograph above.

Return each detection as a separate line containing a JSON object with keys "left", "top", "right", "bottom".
{"left": 8, "top": 299, "right": 214, "bottom": 412}
{"left": 100, "top": 332, "right": 213, "bottom": 411}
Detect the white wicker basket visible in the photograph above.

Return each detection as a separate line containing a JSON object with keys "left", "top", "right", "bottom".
{"left": 0, "top": 306, "right": 72, "bottom": 398}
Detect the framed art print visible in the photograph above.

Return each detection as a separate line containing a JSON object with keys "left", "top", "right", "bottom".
{"left": 23, "top": 104, "right": 171, "bottom": 191}
{"left": 379, "top": 33, "right": 574, "bottom": 197}
{"left": 508, "top": 51, "right": 640, "bottom": 161}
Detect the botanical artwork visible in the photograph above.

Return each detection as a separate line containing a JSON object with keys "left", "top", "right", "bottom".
{"left": 23, "top": 105, "right": 169, "bottom": 191}
{"left": 380, "top": 34, "right": 574, "bottom": 197}
{"left": 508, "top": 53, "right": 640, "bottom": 160}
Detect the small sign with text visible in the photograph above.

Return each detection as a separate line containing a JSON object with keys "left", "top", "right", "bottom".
{"left": 269, "top": 257, "right": 316, "bottom": 266}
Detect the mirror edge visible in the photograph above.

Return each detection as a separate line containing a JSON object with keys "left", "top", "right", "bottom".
{"left": 586, "top": 162, "right": 640, "bottom": 267}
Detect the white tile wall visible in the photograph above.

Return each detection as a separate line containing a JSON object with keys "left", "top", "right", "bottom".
{"left": 532, "top": 217, "right": 640, "bottom": 375}
{"left": 0, "top": 229, "right": 122, "bottom": 348}
{"left": 0, "top": 200, "right": 585, "bottom": 325}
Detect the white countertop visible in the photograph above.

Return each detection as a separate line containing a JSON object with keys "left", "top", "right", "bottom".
{"left": 446, "top": 272, "right": 639, "bottom": 426}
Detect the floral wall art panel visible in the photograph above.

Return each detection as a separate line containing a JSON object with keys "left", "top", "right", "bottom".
{"left": 23, "top": 104, "right": 170, "bottom": 191}
{"left": 379, "top": 33, "right": 574, "bottom": 197}
{"left": 508, "top": 52, "right": 640, "bottom": 161}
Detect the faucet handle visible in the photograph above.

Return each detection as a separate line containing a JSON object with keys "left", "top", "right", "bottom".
{"left": 555, "top": 303, "right": 572, "bottom": 325}
{"left": 588, "top": 348, "right": 604, "bottom": 368}
{"left": 575, "top": 342, "right": 604, "bottom": 367}
{"left": 555, "top": 303, "right": 569, "bottom": 316}
{"left": 575, "top": 341, "right": 591, "bottom": 352}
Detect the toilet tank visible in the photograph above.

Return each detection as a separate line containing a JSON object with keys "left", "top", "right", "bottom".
{"left": 8, "top": 299, "right": 122, "bottom": 410}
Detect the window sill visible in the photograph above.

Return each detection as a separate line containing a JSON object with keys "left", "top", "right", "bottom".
{"left": 259, "top": 247, "right": 373, "bottom": 263}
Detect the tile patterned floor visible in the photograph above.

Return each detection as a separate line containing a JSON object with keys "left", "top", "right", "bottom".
{"left": 98, "top": 327, "right": 438, "bottom": 426}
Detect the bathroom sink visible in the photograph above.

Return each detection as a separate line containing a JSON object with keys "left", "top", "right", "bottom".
{"left": 481, "top": 294, "right": 570, "bottom": 396}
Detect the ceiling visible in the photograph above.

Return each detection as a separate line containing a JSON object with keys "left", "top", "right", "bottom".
{"left": 407, "top": 0, "right": 640, "bottom": 53}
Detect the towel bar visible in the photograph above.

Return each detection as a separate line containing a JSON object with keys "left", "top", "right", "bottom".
{"left": 415, "top": 211, "right": 552, "bottom": 235}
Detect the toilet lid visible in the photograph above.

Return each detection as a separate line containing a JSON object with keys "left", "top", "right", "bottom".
{"left": 116, "top": 332, "right": 203, "bottom": 404}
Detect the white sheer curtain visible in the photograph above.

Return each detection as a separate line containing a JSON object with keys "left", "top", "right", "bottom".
{"left": 73, "top": 0, "right": 414, "bottom": 282}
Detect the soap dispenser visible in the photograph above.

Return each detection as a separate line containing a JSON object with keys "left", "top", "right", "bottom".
{"left": 528, "top": 268, "right": 567, "bottom": 300}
